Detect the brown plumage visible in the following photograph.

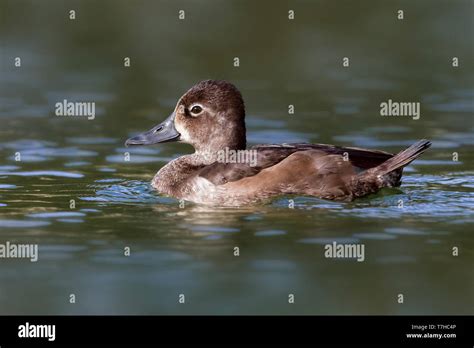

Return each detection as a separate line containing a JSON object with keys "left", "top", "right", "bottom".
{"left": 125, "top": 80, "right": 431, "bottom": 206}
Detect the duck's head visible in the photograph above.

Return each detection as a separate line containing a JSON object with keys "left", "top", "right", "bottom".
{"left": 125, "top": 80, "right": 246, "bottom": 154}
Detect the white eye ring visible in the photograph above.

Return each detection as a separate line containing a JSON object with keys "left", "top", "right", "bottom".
{"left": 189, "top": 104, "right": 204, "bottom": 116}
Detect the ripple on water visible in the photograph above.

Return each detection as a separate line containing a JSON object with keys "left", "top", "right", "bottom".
{"left": 94, "top": 249, "right": 194, "bottom": 265}
{"left": 0, "top": 140, "right": 56, "bottom": 150}
{"left": 98, "top": 167, "right": 116, "bottom": 172}
{"left": 273, "top": 196, "right": 343, "bottom": 210}
{"left": 0, "top": 220, "right": 51, "bottom": 228}
{"left": 403, "top": 167, "right": 417, "bottom": 173}
{"left": 297, "top": 237, "right": 360, "bottom": 244}
{"left": 203, "top": 234, "right": 223, "bottom": 240}
{"left": 428, "top": 100, "right": 474, "bottom": 113}
{"left": 16, "top": 147, "right": 98, "bottom": 158}
{"left": 187, "top": 225, "right": 240, "bottom": 233}
{"left": 413, "top": 160, "right": 461, "bottom": 166}
{"left": 41, "top": 245, "right": 88, "bottom": 252}
{"left": 0, "top": 184, "right": 17, "bottom": 189}
{"left": 353, "top": 233, "right": 397, "bottom": 240}
{"left": 426, "top": 239, "right": 442, "bottom": 244}
{"left": 255, "top": 230, "right": 287, "bottom": 237}
{"left": 385, "top": 228, "right": 428, "bottom": 236}
{"left": 57, "top": 219, "right": 85, "bottom": 223}
{"left": 7, "top": 154, "right": 50, "bottom": 162}
{"left": 6, "top": 146, "right": 97, "bottom": 162}
{"left": 0, "top": 165, "right": 20, "bottom": 171}
{"left": 106, "top": 155, "right": 171, "bottom": 163}
{"left": 439, "top": 132, "right": 474, "bottom": 145}
{"left": 0, "top": 171, "right": 84, "bottom": 178}
{"left": 366, "top": 126, "right": 410, "bottom": 134}
{"left": 243, "top": 214, "right": 263, "bottom": 221}
{"left": 405, "top": 174, "right": 474, "bottom": 188}
{"left": 64, "top": 161, "right": 91, "bottom": 167}
{"left": 115, "top": 146, "right": 161, "bottom": 155}
{"left": 67, "top": 137, "right": 117, "bottom": 145}
{"left": 95, "top": 178, "right": 123, "bottom": 183}
{"left": 27, "top": 211, "right": 86, "bottom": 218}
{"left": 335, "top": 104, "right": 359, "bottom": 115}
{"left": 82, "top": 180, "right": 163, "bottom": 204}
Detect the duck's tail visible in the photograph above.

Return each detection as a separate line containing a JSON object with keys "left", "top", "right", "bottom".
{"left": 370, "top": 139, "right": 431, "bottom": 177}
{"left": 349, "top": 139, "right": 431, "bottom": 199}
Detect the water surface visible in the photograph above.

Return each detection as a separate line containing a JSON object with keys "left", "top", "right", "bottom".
{"left": 0, "top": 0, "right": 473, "bottom": 314}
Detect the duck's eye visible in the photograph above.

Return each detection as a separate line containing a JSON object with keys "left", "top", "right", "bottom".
{"left": 190, "top": 105, "right": 203, "bottom": 115}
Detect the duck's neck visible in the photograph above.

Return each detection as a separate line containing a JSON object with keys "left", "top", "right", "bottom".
{"left": 193, "top": 125, "right": 247, "bottom": 160}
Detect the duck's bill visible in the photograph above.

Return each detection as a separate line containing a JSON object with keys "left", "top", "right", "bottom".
{"left": 125, "top": 113, "right": 180, "bottom": 146}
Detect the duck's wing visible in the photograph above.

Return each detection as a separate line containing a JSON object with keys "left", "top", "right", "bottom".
{"left": 198, "top": 143, "right": 394, "bottom": 186}
{"left": 256, "top": 143, "right": 394, "bottom": 170}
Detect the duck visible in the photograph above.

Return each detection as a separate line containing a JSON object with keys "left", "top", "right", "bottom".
{"left": 125, "top": 80, "right": 431, "bottom": 206}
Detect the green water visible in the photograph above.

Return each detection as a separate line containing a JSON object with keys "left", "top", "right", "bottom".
{"left": 0, "top": 0, "right": 473, "bottom": 314}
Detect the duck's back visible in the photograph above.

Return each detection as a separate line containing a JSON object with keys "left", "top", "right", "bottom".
{"left": 198, "top": 143, "right": 395, "bottom": 186}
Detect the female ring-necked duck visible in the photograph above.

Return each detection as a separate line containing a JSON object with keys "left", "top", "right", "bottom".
{"left": 126, "top": 80, "right": 431, "bottom": 206}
